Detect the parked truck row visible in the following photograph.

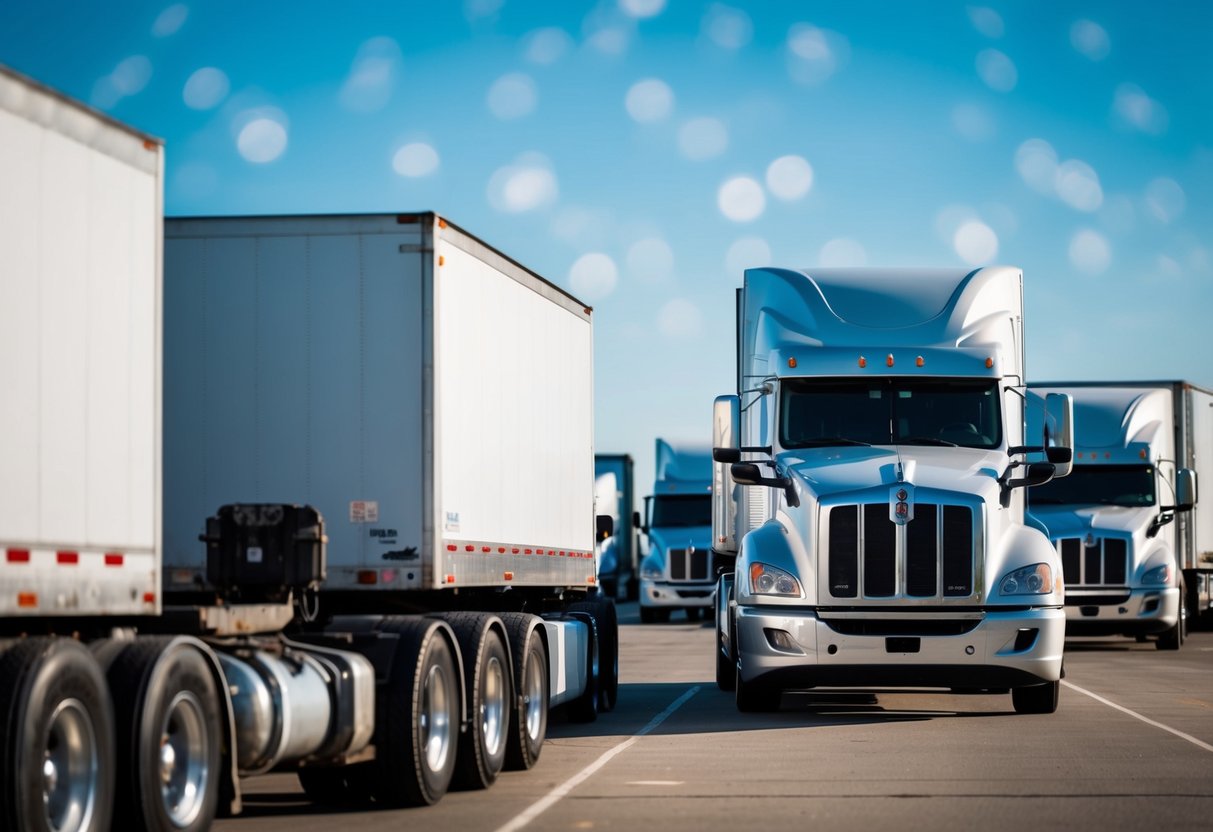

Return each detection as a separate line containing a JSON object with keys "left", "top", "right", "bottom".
{"left": 0, "top": 65, "right": 616, "bottom": 832}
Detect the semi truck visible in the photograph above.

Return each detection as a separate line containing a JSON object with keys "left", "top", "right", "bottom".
{"left": 711, "top": 266, "right": 1074, "bottom": 714}
{"left": 639, "top": 439, "right": 716, "bottom": 622}
{"left": 595, "top": 453, "right": 639, "bottom": 601}
{"left": 0, "top": 65, "right": 615, "bottom": 832}
{"left": 1027, "top": 382, "right": 1210, "bottom": 648}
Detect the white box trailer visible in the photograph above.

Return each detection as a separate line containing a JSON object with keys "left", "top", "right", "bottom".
{"left": 0, "top": 64, "right": 615, "bottom": 832}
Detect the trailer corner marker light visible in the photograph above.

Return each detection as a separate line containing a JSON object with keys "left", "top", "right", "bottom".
{"left": 986, "top": 357, "right": 994, "bottom": 368}
{"left": 357, "top": 570, "right": 378, "bottom": 585}
{"left": 1140, "top": 449, "right": 1147, "bottom": 459}
{"left": 143, "top": 592, "right": 156, "bottom": 604}
{"left": 17, "top": 592, "right": 37, "bottom": 608}
{"left": 504, "top": 571, "right": 514, "bottom": 581}
{"left": 787, "top": 357, "right": 797, "bottom": 368}
{"left": 916, "top": 356, "right": 924, "bottom": 367}
{"left": 438, "top": 255, "right": 445, "bottom": 266}
{"left": 886, "top": 354, "right": 894, "bottom": 367}
{"left": 858, "top": 356, "right": 867, "bottom": 368}
{"left": 437, "top": 217, "right": 447, "bottom": 229}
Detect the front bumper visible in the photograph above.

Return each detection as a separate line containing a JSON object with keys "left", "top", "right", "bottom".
{"left": 735, "top": 605, "right": 1065, "bottom": 689}
{"left": 640, "top": 578, "right": 714, "bottom": 609}
{"left": 1064, "top": 586, "right": 1179, "bottom": 636}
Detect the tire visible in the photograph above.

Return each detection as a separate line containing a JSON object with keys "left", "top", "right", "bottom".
{"left": 565, "top": 612, "right": 600, "bottom": 723}
{"left": 735, "top": 662, "right": 780, "bottom": 713}
{"left": 445, "top": 614, "right": 512, "bottom": 791}
{"left": 500, "top": 614, "right": 549, "bottom": 771}
{"left": 715, "top": 622, "right": 735, "bottom": 692}
{"left": 1184, "top": 574, "right": 1204, "bottom": 631}
{"left": 1012, "top": 680, "right": 1059, "bottom": 714}
{"left": 370, "top": 620, "right": 461, "bottom": 806}
{"left": 0, "top": 638, "right": 115, "bottom": 832}
{"left": 107, "top": 638, "right": 222, "bottom": 832}
{"left": 569, "top": 594, "right": 619, "bottom": 713}
{"left": 1157, "top": 582, "right": 1186, "bottom": 651}
{"left": 625, "top": 575, "right": 640, "bottom": 602}
{"left": 600, "top": 579, "right": 617, "bottom": 601}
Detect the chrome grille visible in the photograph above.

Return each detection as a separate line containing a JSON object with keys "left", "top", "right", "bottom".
{"left": 1058, "top": 537, "right": 1128, "bottom": 586}
{"left": 668, "top": 548, "right": 710, "bottom": 582}
{"left": 826, "top": 504, "right": 975, "bottom": 600}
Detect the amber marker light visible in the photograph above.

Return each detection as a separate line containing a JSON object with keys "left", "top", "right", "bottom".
{"left": 788, "top": 357, "right": 797, "bottom": 368}
{"left": 916, "top": 356, "right": 924, "bottom": 367}
{"left": 985, "top": 357, "right": 994, "bottom": 368}
{"left": 858, "top": 356, "right": 867, "bottom": 368}
{"left": 886, "top": 354, "right": 894, "bottom": 367}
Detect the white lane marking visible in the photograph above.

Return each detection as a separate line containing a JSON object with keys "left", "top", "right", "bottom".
{"left": 494, "top": 685, "right": 701, "bottom": 832}
{"left": 1062, "top": 680, "right": 1213, "bottom": 753}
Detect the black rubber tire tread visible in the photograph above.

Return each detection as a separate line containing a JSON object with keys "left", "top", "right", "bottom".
{"left": 715, "top": 618, "right": 735, "bottom": 692}
{"left": 369, "top": 618, "right": 461, "bottom": 806}
{"left": 565, "top": 611, "right": 599, "bottom": 724}
{"left": 443, "top": 613, "right": 513, "bottom": 791}
{"left": 1011, "top": 680, "right": 1059, "bottom": 714}
{"left": 1157, "top": 580, "right": 1186, "bottom": 650}
{"left": 735, "top": 662, "right": 781, "bottom": 713}
{"left": 108, "top": 637, "right": 222, "bottom": 832}
{"left": 0, "top": 637, "right": 115, "bottom": 832}
{"left": 568, "top": 593, "right": 619, "bottom": 713}
{"left": 499, "top": 613, "right": 549, "bottom": 771}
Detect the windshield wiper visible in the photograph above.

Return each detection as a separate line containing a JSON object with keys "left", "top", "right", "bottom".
{"left": 898, "top": 436, "right": 957, "bottom": 447}
{"left": 796, "top": 437, "right": 872, "bottom": 447}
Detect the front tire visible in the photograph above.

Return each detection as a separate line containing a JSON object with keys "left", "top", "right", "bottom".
{"left": 1157, "top": 582, "right": 1186, "bottom": 650}
{"left": 1011, "top": 680, "right": 1059, "bottom": 714}
{"left": 735, "top": 663, "right": 780, "bottom": 712}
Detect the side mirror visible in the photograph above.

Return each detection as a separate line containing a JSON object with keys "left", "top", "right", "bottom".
{"left": 595, "top": 514, "right": 614, "bottom": 541}
{"left": 713, "top": 447, "right": 740, "bottom": 463}
{"left": 729, "top": 462, "right": 800, "bottom": 508}
{"left": 1007, "top": 462, "right": 1057, "bottom": 490}
{"left": 632, "top": 510, "right": 642, "bottom": 529}
{"left": 713, "top": 395, "right": 741, "bottom": 553}
{"left": 1043, "top": 393, "right": 1074, "bottom": 478}
{"left": 1174, "top": 468, "right": 1198, "bottom": 512}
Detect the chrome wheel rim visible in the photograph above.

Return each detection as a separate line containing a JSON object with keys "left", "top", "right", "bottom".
{"left": 481, "top": 655, "right": 506, "bottom": 757}
{"left": 42, "top": 698, "right": 98, "bottom": 832}
{"left": 421, "top": 663, "right": 452, "bottom": 772}
{"left": 160, "top": 690, "right": 209, "bottom": 828}
{"left": 524, "top": 653, "right": 545, "bottom": 741}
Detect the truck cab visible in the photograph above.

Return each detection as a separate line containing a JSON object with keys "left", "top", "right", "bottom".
{"left": 1027, "top": 385, "right": 1198, "bottom": 649}
{"left": 639, "top": 439, "right": 715, "bottom": 622}
{"left": 713, "top": 267, "right": 1073, "bottom": 714}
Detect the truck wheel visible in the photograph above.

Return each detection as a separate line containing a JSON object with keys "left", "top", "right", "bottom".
{"left": 735, "top": 664, "right": 780, "bottom": 712}
{"left": 446, "top": 614, "right": 512, "bottom": 791}
{"left": 1011, "top": 680, "right": 1059, "bottom": 714}
{"left": 500, "top": 614, "right": 549, "bottom": 771}
{"left": 1157, "top": 582, "right": 1186, "bottom": 650}
{"left": 715, "top": 617, "right": 735, "bottom": 692}
{"left": 108, "top": 638, "right": 221, "bottom": 832}
{"left": 373, "top": 620, "right": 461, "bottom": 806}
{"left": 566, "top": 612, "right": 600, "bottom": 723}
{"left": 569, "top": 594, "right": 619, "bottom": 713}
{"left": 626, "top": 575, "right": 639, "bottom": 602}
{"left": 0, "top": 638, "right": 115, "bottom": 832}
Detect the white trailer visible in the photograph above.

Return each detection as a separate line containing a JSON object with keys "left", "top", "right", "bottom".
{"left": 0, "top": 64, "right": 615, "bottom": 832}
{"left": 1027, "top": 381, "right": 1211, "bottom": 646}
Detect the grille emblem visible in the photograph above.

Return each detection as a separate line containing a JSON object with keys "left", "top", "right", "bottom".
{"left": 1084, "top": 532, "right": 1096, "bottom": 548}
{"left": 890, "top": 484, "right": 915, "bottom": 525}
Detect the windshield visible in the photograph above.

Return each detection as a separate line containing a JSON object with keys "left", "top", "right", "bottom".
{"left": 650, "top": 494, "right": 712, "bottom": 528}
{"left": 780, "top": 378, "right": 1002, "bottom": 449}
{"left": 1029, "top": 464, "right": 1156, "bottom": 507}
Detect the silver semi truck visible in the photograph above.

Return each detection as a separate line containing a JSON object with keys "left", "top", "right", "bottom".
{"left": 0, "top": 65, "right": 615, "bottom": 832}
{"left": 711, "top": 266, "right": 1074, "bottom": 714}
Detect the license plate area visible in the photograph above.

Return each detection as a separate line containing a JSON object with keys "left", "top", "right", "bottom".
{"left": 886, "top": 637, "right": 920, "bottom": 653}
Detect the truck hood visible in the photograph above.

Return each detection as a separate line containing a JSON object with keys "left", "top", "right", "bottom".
{"left": 647, "top": 524, "right": 712, "bottom": 558}
{"left": 1028, "top": 504, "right": 1154, "bottom": 540}
{"left": 781, "top": 445, "right": 1004, "bottom": 503}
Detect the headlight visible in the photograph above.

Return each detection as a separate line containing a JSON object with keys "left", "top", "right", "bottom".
{"left": 749, "top": 562, "right": 803, "bottom": 597}
{"left": 640, "top": 555, "right": 663, "bottom": 580}
{"left": 999, "top": 563, "right": 1053, "bottom": 595}
{"left": 1142, "top": 563, "right": 1171, "bottom": 585}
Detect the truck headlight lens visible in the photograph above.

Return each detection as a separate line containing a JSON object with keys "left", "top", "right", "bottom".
{"left": 999, "top": 563, "right": 1052, "bottom": 595}
{"left": 640, "top": 556, "right": 663, "bottom": 580}
{"left": 749, "top": 562, "right": 803, "bottom": 597}
{"left": 1142, "top": 563, "right": 1171, "bottom": 585}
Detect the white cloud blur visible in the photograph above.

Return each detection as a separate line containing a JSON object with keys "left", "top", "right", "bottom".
{"left": 487, "top": 153, "right": 559, "bottom": 213}
{"left": 625, "top": 78, "right": 674, "bottom": 122}
{"left": 702, "top": 4, "right": 753, "bottom": 50}
{"left": 618, "top": 0, "right": 666, "bottom": 19}
{"left": 487, "top": 72, "right": 538, "bottom": 120}
{"left": 726, "top": 237, "right": 772, "bottom": 275}
{"left": 1144, "top": 177, "right": 1186, "bottom": 223}
{"left": 953, "top": 220, "right": 998, "bottom": 264}
{"left": 1070, "top": 19, "right": 1110, "bottom": 60}
{"left": 1099, "top": 195, "right": 1136, "bottom": 234}
{"left": 110, "top": 55, "right": 153, "bottom": 97}
{"left": 1055, "top": 160, "right": 1103, "bottom": 212}
{"left": 392, "top": 142, "right": 440, "bottom": 177}
{"left": 951, "top": 102, "right": 995, "bottom": 141}
{"left": 766, "top": 155, "right": 813, "bottom": 201}
{"left": 570, "top": 253, "right": 619, "bottom": 301}
{"left": 678, "top": 117, "right": 728, "bottom": 161}
{"left": 524, "top": 28, "right": 574, "bottom": 65}
{"left": 151, "top": 4, "right": 188, "bottom": 37}
{"left": 626, "top": 237, "right": 675, "bottom": 284}
{"left": 183, "top": 67, "right": 229, "bottom": 110}
{"left": 786, "top": 24, "right": 850, "bottom": 85}
{"left": 1114, "top": 84, "right": 1169, "bottom": 135}
{"left": 718, "top": 177, "right": 765, "bottom": 222}
{"left": 236, "top": 112, "right": 289, "bottom": 164}
{"left": 658, "top": 298, "right": 703, "bottom": 339}
{"left": 966, "top": 7, "right": 1005, "bottom": 38}
{"left": 1069, "top": 229, "right": 1111, "bottom": 273}
{"left": 339, "top": 37, "right": 402, "bottom": 114}
{"left": 464, "top": 0, "right": 504, "bottom": 23}
{"left": 820, "top": 238, "right": 868, "bottom": 267}
{"left": 1014, "top": 139, "right": 1059, "bottom": 195}
{"left": 976, "top": 49, "right": 1017, "bottom": 92}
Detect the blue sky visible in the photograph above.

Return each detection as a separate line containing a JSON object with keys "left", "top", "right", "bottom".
{"left": 2, "top": 0, "right": 1210, "bottom": 492}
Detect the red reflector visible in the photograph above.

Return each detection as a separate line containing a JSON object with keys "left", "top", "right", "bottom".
{"left": 57, "top": 551, "right": 79, "bottom": 565}
{"left": 512, "top": 548, "right": 520, "bottom": 554}
{"left": 465, "top": 545, "right": 475, "bottom": 552}
{"left": 6, "top": 548, "right": 30, "bottom": 563}
{"left": 446, "top": 574, "right": 456, "bottom": 584}
{"left": 447, "top": 544, "right": 457, "bottom": 552}
{"left": 482, "top": 546, "right": 491, "bottom": 553}
{"left": 104, "top": 553, "right": 123, "bottom": 566}
{"left": 143, "top": 592, "right": 156, "bottom": 604}
{"left": 17, "top": 592, "right": 37, "bottom": 608}
{"left": 525, "top": 549, "right": 533, "bottom": 554}
{"left": 357, "top": 570, "right": 378, "bottom": 585}
{"left": 497, "top": 547, "right": 505, "bottom": 553}
{"left": 504, "top": 571, "right": 514, "bottom": 581}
